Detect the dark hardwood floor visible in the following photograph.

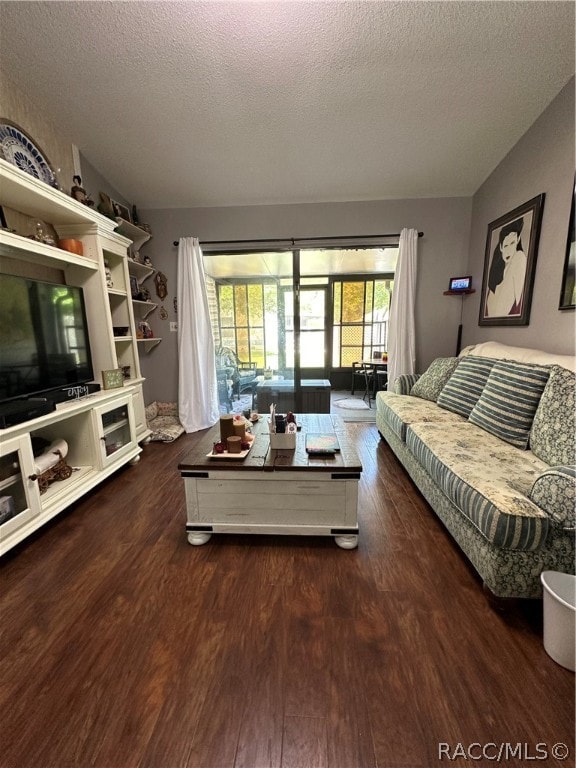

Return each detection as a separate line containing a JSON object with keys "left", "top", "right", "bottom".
{"left": 1, "top": 423, "right": 573, "bottom": 768}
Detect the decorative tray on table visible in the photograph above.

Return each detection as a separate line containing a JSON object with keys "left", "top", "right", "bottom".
{"left": 206, "top": 431, "right": 254, "bottom": 459}
{"left": 206, "top": 446, "right": 252, "bottom": 460}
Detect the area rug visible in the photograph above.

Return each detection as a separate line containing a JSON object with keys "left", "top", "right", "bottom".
{"left": 333, "top": 398, "right": 370, "bottom": 410}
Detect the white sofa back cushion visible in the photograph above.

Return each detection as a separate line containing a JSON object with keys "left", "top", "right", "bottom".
{"left": 460, "top": 341, "right": 576, "bottom": 373}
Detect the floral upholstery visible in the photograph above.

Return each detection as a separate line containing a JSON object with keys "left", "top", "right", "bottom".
{"left": 530, "top": 466, "right": 576, "bottom": 530}
{"left": 410, "top": 357, "right": 460, "bottom": 402}
{"left": 406, "top": 422, "right": 548, "bottom": 550}
{"left": 530, "top": 365, "right": 576, "bottom": 466}
{"left": 375, "top": 349, "right": 576, "bottom": 599}
{"left": 145, "top": 401, "right": 185, "bottom": 442}
{"left": 377, "top": 392, "right": 463, "bottom": 441}
{"left": 375, "top": 416, "right": 575, "bottom": 598}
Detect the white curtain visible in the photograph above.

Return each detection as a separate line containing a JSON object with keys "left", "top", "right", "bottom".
{"left": 177, "top": 237, "right": 220, "bottom": 431}
{"left": 387, "top": 228, "right": 418, "bottom": 389}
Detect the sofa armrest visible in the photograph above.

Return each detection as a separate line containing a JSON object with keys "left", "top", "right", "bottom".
{"left": 393, "top": 374, "right": 421, "bottom": 395}
{"left": 529, "top": 465, "right": 576, "bottom": 530}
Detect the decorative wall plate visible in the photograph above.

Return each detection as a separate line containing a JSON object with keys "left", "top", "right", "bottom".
{"left": 0, "top": 119, "right": 58, "bottom": 187}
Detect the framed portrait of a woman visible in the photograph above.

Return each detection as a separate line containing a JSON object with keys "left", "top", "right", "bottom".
{"left": 479, "top": 194, "right": 545, "bottom": 326}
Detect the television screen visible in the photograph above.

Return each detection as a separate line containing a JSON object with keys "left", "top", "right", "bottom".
{"left": 449, "top": 275, "right": 472, "bottom": 291}
{"left": 0, "top": 275, "right": 94, "bottom": 402}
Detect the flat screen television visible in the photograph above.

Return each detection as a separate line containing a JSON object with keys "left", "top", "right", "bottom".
{"left": 0, "top": 274, "right": 94, "bottom": 403}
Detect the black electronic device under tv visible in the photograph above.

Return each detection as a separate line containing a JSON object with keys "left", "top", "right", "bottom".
{"left": 0, "top": 274, "right": 95, "bottom": 404}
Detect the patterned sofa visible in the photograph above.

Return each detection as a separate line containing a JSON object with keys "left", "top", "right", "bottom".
{"left": 376, "top": 342, "right": 575, "bottom": 600}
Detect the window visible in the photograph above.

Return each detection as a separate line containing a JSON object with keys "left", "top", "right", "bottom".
{"left": 332, "top": 278, "right": 393, "bottom": 366}
{"left": 217, "top": 281, "right": 282, "bottom": 370}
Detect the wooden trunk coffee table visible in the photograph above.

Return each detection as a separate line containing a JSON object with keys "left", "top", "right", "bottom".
{"left": 178, "top": 414, "right": 362, "bottom": 549}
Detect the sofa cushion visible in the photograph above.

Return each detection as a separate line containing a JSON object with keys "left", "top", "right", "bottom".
{"left": 376, "top": 392, "right": 464, "bottom": 441}
{"left": 406, "top": 421, "right": 549, "bottom": 550}
{"left": 437, "top": 356, "right": 496, "bottom": 417}
{"left": 468, "top": 361, "right": 550, "bottom": 450}
{"left": 530, "top": 365, "right": 576, "bottom": 466}
{"left": 410, "top": 357, "right": 460, "bottom": 402}
{"left": 529, "top": 466, "right": 576, "bottom": 529}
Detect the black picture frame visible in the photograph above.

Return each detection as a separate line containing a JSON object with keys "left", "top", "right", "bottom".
{"left": 479, "top": 194, "right": 545, "bottom": 326}
{"left": 129, "top": 275, "right": 139, "bottom": 298}
{"left": 559, "top": 178, "right": 575, "bottom": 310}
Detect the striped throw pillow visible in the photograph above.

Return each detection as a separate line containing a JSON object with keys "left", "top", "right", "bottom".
{"left": 468, "top": 361, "right": 550, "bottom": 449}
{"left": 436, "top": 356, "right": 496, "bottom": 417}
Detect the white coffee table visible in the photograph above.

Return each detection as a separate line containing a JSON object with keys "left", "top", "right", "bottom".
{"left": 178, "top": 414, "right": 361, "bottom": 549}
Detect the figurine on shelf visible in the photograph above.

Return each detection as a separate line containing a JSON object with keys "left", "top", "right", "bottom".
{"left": 33, "top": 220, "right": 56, "bottom": 246}
{"left": 70, "top": 175, "right": 94, "bottom": 207}
{"left": 142, "top": 254, "right": 153, "bottom": 267}
{"left": 104, "top": 260, "right": 113, "bottom": 288}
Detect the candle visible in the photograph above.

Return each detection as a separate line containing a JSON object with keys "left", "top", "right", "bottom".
{"left": 220, "top": 415, "right": 235, "bottom": 442}
{"left": 233, "top": 421, "right": 245, "bottom": 439}
{"left": 227, "top": 436, "right": 242, "bottom": 453}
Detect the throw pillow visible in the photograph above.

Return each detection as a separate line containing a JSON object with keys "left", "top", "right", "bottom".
{"left": 468, "top": 360, "right": 550, "bottom": 450}
{"left": 530, "top": 365, "right": 576, "bottom": 466}
{"left": 410, "top": 357, "right": 460, "bottom": 402}
{"left": 436, "top": 356, "right": 496, "bottom": 417}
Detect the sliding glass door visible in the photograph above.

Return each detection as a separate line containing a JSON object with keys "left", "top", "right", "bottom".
{"left": 203, "top": 244, "right": 397, "bottom": 412}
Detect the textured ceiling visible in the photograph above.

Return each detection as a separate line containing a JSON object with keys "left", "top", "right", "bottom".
{"left": 0, "top": 1, "right": 573, "bottom": 209}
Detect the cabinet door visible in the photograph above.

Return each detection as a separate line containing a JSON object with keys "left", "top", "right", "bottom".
{"left": 130, "top": 385, "right": 150, "bottom": 442}
{"left": 92, "top": 395, "right": 136, "bottom": 469}
{"left": 0, "top": 434, "right": 41, "bottom": 543}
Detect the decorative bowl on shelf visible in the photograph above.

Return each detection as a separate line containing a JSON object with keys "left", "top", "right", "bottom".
{"left": 113, "top": 326, "right": 129, "bottom": 337}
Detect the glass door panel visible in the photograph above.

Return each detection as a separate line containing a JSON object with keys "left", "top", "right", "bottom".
{"left": 0, "top": 435, "right": 40, "bottom": 539}
{"left": 204, "top": 251, "right": 294, "bottom": 414}
{"left": 93, "top": 396, "right": 136, "bottom": 468}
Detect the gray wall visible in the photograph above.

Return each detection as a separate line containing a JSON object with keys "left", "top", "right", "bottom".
{"left": 79, "top": 153, "right": 131, "bottom": 211}
{"left": 463, "top": 78, "right": 575, "bottom": 354}
{"left": 0, "top": 71, "right": 76, "bottom": 192}
{"left": 139, "top": 197, "right": 472, "bottom": 403}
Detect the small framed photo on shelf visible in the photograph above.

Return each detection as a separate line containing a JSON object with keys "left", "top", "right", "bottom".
{"left": 112, "top": 200, "right": 132, "bottom": 222}
{"left": 102, "top": 368, "right": 124, "bottom": 390}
